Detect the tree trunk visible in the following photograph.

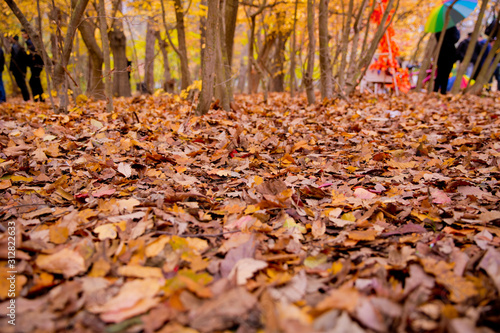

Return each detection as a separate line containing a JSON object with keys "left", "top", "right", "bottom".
{"left": 107, "top": 0, "right": 130, "bottom": 97}
{"left": 468, "top": 15, "right": 500, "bottom": 94}
{"left": 451, "top": 0, "right": 487, "bottom": 94}
{"left": 156, "top": 32, "right": 174, "bottom": 93}
{"left": 248, "top": 16, "right": 259, "bottom": 94}
{"left": 98, "top": 0, "right": 113, "bottom": 112}
{"left": 200, "top": 0, "right": 207, "bottom": 78}
{"left": 269, "top": 12, "right": 288, "bottom": 92}
{"left": 289, "top": 0, "right": 299, "bottom": 97}
{"left": 215, "top": 0, "right": 231, "bottom": 111}
{"left": 197, "top": 0, "right": 218, "bottom": 115}
{"left": 78, "top": 18, "right": 105, "bottom": 99}
{"left": 305, "top": 0, "right": 315, "bottom": 104}
{"left": 237, "top": 45, "right": 247, "bottom": 92}
{"left": 416, "top": 35, "right": 435, "bottom": 91}
{"left": 52, "top": 0, "right": 90, "bottom": 87}
{"left": 144, "top": 17, "right": 156, "bottom": 94}
{"left": 225, "top": 0, "right": 239, "bottom": 67}
{"left": 338, "top": 0, "right": 354, "bottom": 90}
{"left": 174, "top": 0, "right": 192, "bottom": 90}
{"left": 318, "top": 0, "right": 333, "bottom": 99}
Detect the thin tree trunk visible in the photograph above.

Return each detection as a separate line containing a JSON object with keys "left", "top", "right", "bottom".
{"left": 37, "top": 0, "right": 57, "bottom": 112}
{"left": 51, "top": 0, "right": 89, "bottom": 87}
{"left": 468, "top": 21, "right": 500, "bottom": 94}
{"left": 174, "top": 0, "right": 192, "bottom": 89}
{"left": 156, "top": 32, "right": 174, "bottom": 93}
{"left": 78, "top": 18, "right": 105, "bottom": 99}
{"left": 248, "top": 16, "right": 258, "bottom": 94}
{"left": 197, "top": 0, "right": 218, "bottom": 115}
{"left": 215, "top": 0, "right": 230, "bottom": 111}
{"left": 144, "top": 17, "right": 156, "bottom": 94}
{"left": 225, "top": 0, "right": 239, "bottom": 67}
{"left": 289, "top": 0, "right": 298, "bottom": 97}
{"left": 345, "top": 0, "right": 368, "bottom": 88}
{"left": 200, "top": 0, "right": 207, "bottom": 78}
{"left": 410, "top": 31, "right": 428, "bottom": 66}
{"left": 305, "top": 0, "right": 315, "bottom": 104}
{"left": 269, "top": 12, "right": 288, "bottom": 92}
{"left": 319, "top": 0, "right": 333, "bottom": 99}
{"left": 109, "top": 0, "right": 131, "bottom": 97}
{"left": 416, "top": 35, "right": 435, "bottom": 91}
{"left": 338, "top": 0, "right": 353, "bottom": 90}
{"left": 344, "top": 0, "right": 398, "bottom": 95}
{"left": 98, "top": 0, "right": 113, "bottom": 112}
{"left": 237, "top": 45, "right": 247, "bottom": 92}
{"left": 451, "top": 0, "right": 487, "bottom": 94}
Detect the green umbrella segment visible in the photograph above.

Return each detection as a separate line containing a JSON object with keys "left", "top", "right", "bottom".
{"left": 425, "top": 0, "right": 477, "bottom": 33}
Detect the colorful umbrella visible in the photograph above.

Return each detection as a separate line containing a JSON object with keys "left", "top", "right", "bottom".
{"left": 425, "top": 0, "right": 477, "bottom": 33}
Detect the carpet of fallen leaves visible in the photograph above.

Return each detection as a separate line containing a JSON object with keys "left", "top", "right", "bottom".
{"left": 0, "top": 92, "right": 500, "bottom": 333}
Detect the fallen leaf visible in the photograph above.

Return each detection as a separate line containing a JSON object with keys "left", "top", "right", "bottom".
{"left": 117, "top": 162, "right": 132, "bottom": 178}
{"left": 228, "top": 258, "right": 268, "bottom": 285}
{"left": 36, "top": 248, "right": 87, "bottom": 278}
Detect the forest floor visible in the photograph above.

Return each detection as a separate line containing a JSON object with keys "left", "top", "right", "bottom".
{"left": 0, "top": 92, "right": 499, "bottom": 333}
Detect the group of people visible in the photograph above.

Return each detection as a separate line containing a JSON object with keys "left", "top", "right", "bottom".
{"left": 0, "top": 29, "right": 44, "bottom": 103}
{"left": 434, "top": 21, "right": 500, "bottom": 94}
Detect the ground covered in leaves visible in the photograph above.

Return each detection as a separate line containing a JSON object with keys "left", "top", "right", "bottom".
{"left": 0, "top": 92, "right": 500, "bottom": 333}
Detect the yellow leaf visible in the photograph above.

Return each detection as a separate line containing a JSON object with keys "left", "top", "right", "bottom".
{"left": 11, "top": 175, "right": 33, "bottom": 182}
{"left": 341, "top": 212, "right": 356, "bottom": 222}
{"left": 49, "top": 226, "right": 69, "bottom": 244}
{"left": 245, "top": 204, "right": 259, "bottom": 214}
{"left": 118, "top": 265, "right": 163, "bottom": 279}
{"left": 146, "top": 235, "right": 171, "bottom": 257}
{"left": 33, "top": 127, "right": 45, "bottom": 138}
{"left": 89, "top": 258, "right": 111, "bottom": 277}
{"left": 304, "top": 253, "right": 328, "bottom": 268}
{"left": 348, "top": 229, "right": 378, "bottom": 241}
{"left": 94, "top": 224, "right": 117, "bottom": 240}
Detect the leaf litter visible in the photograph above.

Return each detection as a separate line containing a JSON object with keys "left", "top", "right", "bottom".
{"left": 1, "top": 92, "right": 500, "bottom": 332}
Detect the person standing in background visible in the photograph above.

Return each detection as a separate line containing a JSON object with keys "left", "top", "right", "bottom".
{"left": 9, "top": 35, "right": 30, "bottom": 101}
{"left": 434, "top": 26, "right": 460, "bottom": 94}
{"left": 22, "top": 29, "right": 44, "bottom": 102}
{"left": 0, "top": 46, "right": 6, "bottom": 103}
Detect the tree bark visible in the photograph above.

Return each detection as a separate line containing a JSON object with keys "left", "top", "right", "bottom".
{"left": 174, "top": 0, "right": 192, "bottom": 90}
{"left": 78, "top": 18, "right": 105, "bottom": 99}
{"left": 98, "top": 0, "right": 113, "bottom": 112}
{"left": 197, "top": 0, "right": 218, "bottom": 115}
{"left": 108, "top": 0, "right": 131, "bottom": 97}
{"left": 144, "top": 17, "right": 156, "bottom": 94}
{"left": 338, "top": 0, "right": 353, "bottom": 90}
{"left": 156, "top": 32, "right": 174, "bottom": 93}
{"left": 200, "top": 0, "right": 207, "bottom": 77}
{"left": 52, "top": 0, "right": 90, "bottom": 87}
{"left": 289, "top": 0, "right": 299, "bottom": 97}
{"left": 225, "top": 0, "right": 239, "bottom": 67}
{"left": 305, "top": 0, "right": 315, "bottom": 104}
{"left": 451, "top": 0, "right": 487, "bottom": 94}
{"left": 468, "top": 14, "right": 500, "bottom": 94}
{"left": 215, "top": 0, "right": 231, "bottom": 111}
{"left": 319, "top": 0, "right": 333, "bottom": 99}
{"left": 416, "top": 35, "right": 435, "bottom": 91}
{"left": 269, "top": 12, "right": 289, "bottom": 92}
